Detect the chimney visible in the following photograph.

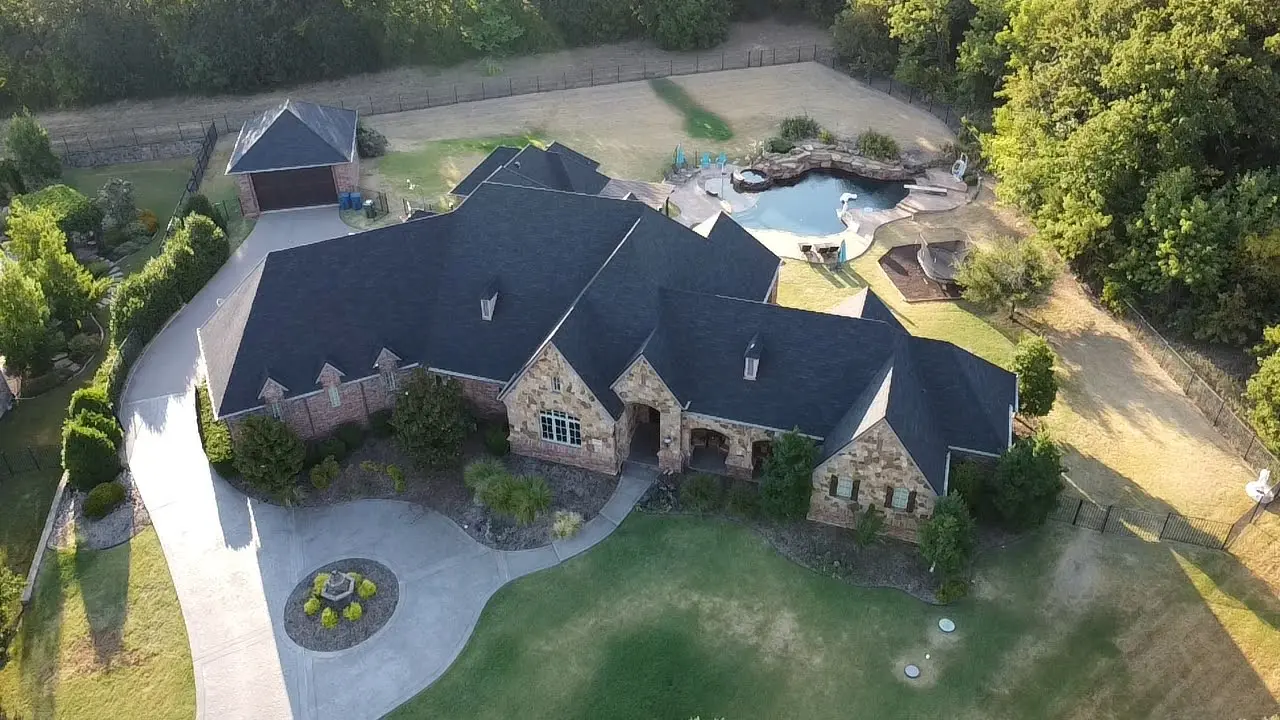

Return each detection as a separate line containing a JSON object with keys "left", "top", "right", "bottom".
{"left": 481, "top": 277, "right": 499, "bottom": 321}
{"left": 744, "top": 332, "right": 762, "bottom": 381}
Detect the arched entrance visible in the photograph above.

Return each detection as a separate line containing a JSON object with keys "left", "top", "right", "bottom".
{"left": 626, "top": 403, "right": 661, "bottom": 466}
{"left": 751, "top": 439, "right": 773, "bottom": 479}
{"left": 688, "top": 427, "right": 730, "bottom": 474}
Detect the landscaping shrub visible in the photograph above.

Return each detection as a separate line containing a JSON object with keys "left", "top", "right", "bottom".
{"left": 70, "top": 409, "right": 123, "bottom": 448}
{"left": 334, "top": 422, "right": 366, "bottom": 452}
{"left": 510, "top": 476, "right": 552, "bottom": 525}
{"left": 680, "top": 473, "right": 723, "bottom": 513}
{"left": 321, "top": 607, "right": 339, "bottom": 629}
{"left": 0, "top": 257, "right": 51, "bottom": 375}
{"left": 312, "top": 573, "right": 332, "bottom": 597}
{"left": 990, "top": 432, "right": 1065, "bottom": 530}
{"left": 1012, "top": 335, "right": 1058, "bottom": 417}
{"left": 358, "top": 578, "right": 377, "bottom": 599}
{"left": 818, "top": 128, "right": 836, "bottom": 145}
{"left": 948, "top": 460, "right": 992, "bottom": 521}
{"left": 309, "top": 455, "right": 340, "bottom": 490}
{"left": 391, "top": 370, "right": 473, "bottom": 469}
{"left": 304, "top": 597, "right": 321, "bottom": 616}
{"left": 0, "top": 565, "right": 21, "bottom": 643}
{"left": 935, "top": 576, "right": 969, "bottom": 604}
{"left": 356, "top": 123, "right": 388, "bottom": 159}
{"left": 552, "top": 510, "right": 584, "bottom": 539}
{"left": 196, "top": 383, "right": 236, "bottom": 476}
{"left": 5, "top": 111, "right": 61, "bottom": 186}
{"left": 369, "top": 408, "right": 393, "bottom": 438}
{"left": 464, "top": 458, "right": 507, "bottom": 495}
{"left": 11, "top": 184, "right": 102, "bottom": 236}
{"left": 68, "top": 332, "right": 99, "bottom": 363}
{"left": 233, "top": 415, "right": 306, "bottom": 499}
{"left": 83, "top": 481, "right": 126, "bottom": 519}
{"left": 726, "top": 483, "right": 760, "bottom": 518}
{"left": 387, "top": 464, "right": 405, "bottom": 493}
{"left": 343, "top": 602, "right": 363, "bottom": 622}
{"left": 483, "top": 423, "right": 510, "bottom": 456}
{"left": 766, "top": 136, "right": 794, "bottom": 154}
{"left": 316, "top": 436, "right": 348, "bottom": 463}
{"left": 97, "top": 178, "right": 138, "bottom": 235}
{"left": 855, "top": 130, "right": 901, "bottom": 162}
{"left": 138, "top": 209, "right": 160, "bottom": 235}
{"left": 759, "top": 430, "right": 816, "bottom": 521}
{"left": 918, "top": 495, "right": 976, "bottom": 578}
{"left": 779, "top": 115, "right": 820, "bottom": 142}
{"left": 477, "top": 472, "right": 517, "bottom": 511}
{"left": 69, "top": 385, "right": 113, "bottom": 419}
{"left": 359, "top": 460, "right": 384, "bottom": 474}
{"left": 63, "top": 422, "right": 121, "bottom": 491}
{"left": 181, "top": 192, "right": 226, "bottom": 232}
{"left": 853, "top": 504, "right": 885, "bottom": 546}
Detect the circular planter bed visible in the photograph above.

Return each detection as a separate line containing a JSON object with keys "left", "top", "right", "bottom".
{"left": 284, "top": 558, "right": 398, "bottom": 652}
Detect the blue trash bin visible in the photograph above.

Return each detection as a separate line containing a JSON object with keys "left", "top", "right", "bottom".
{"left": 338, "top": 192, "right": 350, "bottom": 210}
{"left": 350, "top": 192, "right": 362, "bottom": 209}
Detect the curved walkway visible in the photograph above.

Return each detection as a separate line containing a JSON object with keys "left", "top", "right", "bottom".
{"left": 119, "top": 209, "right": 653, "bottom": 719}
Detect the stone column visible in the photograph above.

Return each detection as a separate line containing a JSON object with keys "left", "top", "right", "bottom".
{"left": 725, "top": 435, "right": 753, "bottom": 479}
{"left": 657, "top": 409, "right": 683, "bottom": 473}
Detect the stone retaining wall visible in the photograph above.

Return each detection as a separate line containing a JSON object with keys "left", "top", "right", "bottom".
{"left": 62, "top": 139, "right": 205, "bottom": 168}
{"left": 753, "top": 143, "right": 920, "bottom": 183}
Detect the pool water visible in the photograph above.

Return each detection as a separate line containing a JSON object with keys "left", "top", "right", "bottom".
{"left": 726, "top": 170, "right": 908, "bottom": 236}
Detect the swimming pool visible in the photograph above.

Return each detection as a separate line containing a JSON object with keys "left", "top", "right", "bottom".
{"left": 725, "top": 170, "right": 909, "bottom": 236}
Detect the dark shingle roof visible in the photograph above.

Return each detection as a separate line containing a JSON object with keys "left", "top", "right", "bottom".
{"left": 227, "top": 100, "right": 357, "bottom": 174}
{"left": 547, "top": 141, "right": 601, "bottom": 169}
{"left": 450, "top": 143, "right": 609, "bottom": 196}
{"left": 450, "top": 146, "right": 520, "bottom": 196}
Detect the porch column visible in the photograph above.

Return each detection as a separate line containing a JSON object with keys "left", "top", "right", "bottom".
{"left": 725, "top": 434, "right": 753, "bottom": 479}
{"left": 657, "top": 409, "right": 683, "bottom": 473}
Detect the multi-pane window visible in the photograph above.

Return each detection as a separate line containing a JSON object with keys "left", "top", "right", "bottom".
{"left": 327, "top": 386, "right": 341, "bottom": 408}
{"left": 270, "top": 401, "right": 283, "bottom": 419}
{"left": 551, "top": 376, "right": 562, "bottom": 392}
{"left": 381, "top": 369, "right": 398, "bottom": 391}
{"left": 539, "top": 410, "right": 582, "bottom": 447}
{"left": 892, "top": 487, "right": 910, "bottom": 509}
{"left": 836, "top": 477, "right": 854, "bottom": 499}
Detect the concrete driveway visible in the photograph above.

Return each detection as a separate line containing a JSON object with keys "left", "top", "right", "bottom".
{"left": 119, "top": 209, "right": 652, "bottom": 719}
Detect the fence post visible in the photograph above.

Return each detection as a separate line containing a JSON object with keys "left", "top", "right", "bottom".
{"left": 132, "top": 128, "right": 140, "bottom": 146}
{"left": 771, "top": 48, "right": 776, "bottom": 65}
{"left": 85, "top": 134, "right": 93, "bottom": 151}
{"left": 455, "top": 85, "right": 459, "bottom": 104}
{"left": 398, "top": 94, "right": 403, "bottom": 112}
{"left": 1071, "top": 498, "right": 1083, "bottom": 524}
{"left": 537, "top": 75, "right": 542, "bottom": 92}
{"left": 425, "top": 88, "right": 430, "bottom": 107}
{"left": 1101, "top": 505, "right": 1113, "bottom": 533}
{"left": 721, "top": 52, "right": 725, "bottom": 71}
{"left": 1158, "top": 512, "right": 1172, "bottom": 540}
{"left": 28, "top": 446, "right": 40, "bottom": 470}
{"left": 670, "top": 59, "right": 673, "bottom": 75}
{"left": 617, "top": 65, "right": 621, "bottom": 83}
{"left": 591, "top": 68, "right": 595, "bottom": 86}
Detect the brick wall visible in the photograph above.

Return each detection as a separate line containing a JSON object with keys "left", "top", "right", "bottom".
{"left": 808, "top": 419, "right": 936, "bottom": 541}
{"left": 332, "top": 157, "right": 360, "bottom": 194}
{"left": 455, "top": 375, "right": 505, "bottom": 419}
{"left": 235, "top": 174, "right": 260, "bottom": 218}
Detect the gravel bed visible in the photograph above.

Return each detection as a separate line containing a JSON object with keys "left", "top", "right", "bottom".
{"left": 225, "top": 434, "right": 619, "bottom": 551}
{"left": 50, "top": 469, "right": 151, "bottom": 551}
{"left": 638, "top": 472, "right": 939, "bottom": 603}
{"left": 284, "top": 558, "right": 399, "bottom": 653}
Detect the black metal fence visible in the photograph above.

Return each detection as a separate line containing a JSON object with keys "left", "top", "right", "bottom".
{"left": 155, "top": 122, "right": 219, "bottom": 243}
{"left": 0, "top": 446, "right": 61, "bottom": 481}
{"left": 1047, "top": 493, "right": 1239, "bottom": 550}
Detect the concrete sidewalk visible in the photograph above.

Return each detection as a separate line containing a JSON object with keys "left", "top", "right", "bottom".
{"left": 120, "top": 209, "right": 653, "bottom": 719}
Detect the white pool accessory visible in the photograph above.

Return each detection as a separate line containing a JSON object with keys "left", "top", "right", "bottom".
{"left": 1246, "top": 468, "right": 1276, "bottom": 503}
{"left": 939, "top": 618, "right": 956, "bottom": 633}
{"left": 904, "top": 664, "right": 921, "bottom": 679}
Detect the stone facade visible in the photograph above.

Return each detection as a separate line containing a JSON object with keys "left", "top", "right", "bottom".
{"left": 681, "top": 413, "right": 774, "bottom": 479}
{"left": 808, "top": 419, "right": 936, "bottom": 541}
{"left": 503, "top": 343, "right": 619, "bottom": 474}
{"left": 611, "top": 356, "right": 683, "bottom": 473}
{"left": 235, "top": 174, "right": 260, "bottom": 218}
{"left": 754, "top": 144, "right": 916, "bottom": 183}
{"left": 331, "top": 158, "right": 360, "bottom": 194}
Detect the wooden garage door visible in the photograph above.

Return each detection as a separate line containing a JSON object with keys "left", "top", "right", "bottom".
{"left": 252, "top": 166, "right": 336, "bottom": 211}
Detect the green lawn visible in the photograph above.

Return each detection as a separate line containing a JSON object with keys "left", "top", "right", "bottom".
{"left": 0, "top": 528, "right": 195, "bottom": 719}
{"left": 63, "top": 159, "right": 193, "bottom": 223}
{"left": 649, "top": 78, "right": 734, "bottom": 141}
{"left": 392, "top": 515, "right": 1280, "bottom": 720}
{"left": 362, "top": 134, "right": 546, "bottom": 209}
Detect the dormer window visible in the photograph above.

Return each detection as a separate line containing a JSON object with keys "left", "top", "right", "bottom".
{"left": 552, "top": 376, "right": 562, "bottom": 392}
{"left": 328, "top": 386, "right": 341, "bottom": 408}
{"left": 481, "top": 278, "right": 499, "bottom": 321}
{"left": 744, "top": 332, "right": 762, "bottom": 381}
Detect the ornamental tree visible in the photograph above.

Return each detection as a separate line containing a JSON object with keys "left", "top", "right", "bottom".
{"left": 918, "top": 494, "right": 975, "bottom": 578}
{"left": 391, "top": 369, "right": 472, "bottom": 469}
{"left": 0, "top": 257, "right": 50, "bottom": 374}
{"left": 759, "top": 430, "right": 816, "bottom": 521}
{"left": 956, "top": 236, "right": 1058, "bottom": 319}
{"left": 990, "top": 431, "right": 1064, "bottom": 530}
{"left": 233, "top": 414, "right": 306, "bottom": 499}
{"left": 1012, "top": 335, "right": 1057, "bottom": 417}
{"left": 4, "top": 110, "right": 60, "bottom": 186}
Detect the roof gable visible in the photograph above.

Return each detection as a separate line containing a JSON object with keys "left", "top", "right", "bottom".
{"left": 227, "top": 99, "right": 357, "bottom": 174}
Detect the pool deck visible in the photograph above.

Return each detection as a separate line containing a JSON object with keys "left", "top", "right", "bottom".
{"left": 671, "top": 166, "right": 970, "bottom": 262}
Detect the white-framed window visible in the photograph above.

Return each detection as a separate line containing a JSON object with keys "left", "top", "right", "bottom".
{"left": 327, "top": 386, "right": 341, "bottom": 408}
{"left": 551, "top": 376, "right": 562, "bottom": 392}
{"left": 892, "top": 487, "right": 910, "bottom": 509}
{"left": 269, "top": 401, "right": 283, "bottom": 419}
{"left": 381, "top": 369, "right": 398, "bottom": 391}
{"left": 836, "top": 477, "right": 854, "bottom": 499}
{"left": 539, "top": 410, "right": 582, "bottom": 447}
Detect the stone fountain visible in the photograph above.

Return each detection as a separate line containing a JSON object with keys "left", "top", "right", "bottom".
{"left": 319, "top": 571, "right": 355, "bottom": 603}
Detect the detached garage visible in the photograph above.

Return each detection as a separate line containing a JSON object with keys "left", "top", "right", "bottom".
{"left": 226, "top": 99, "right": 359, "bottom": 216}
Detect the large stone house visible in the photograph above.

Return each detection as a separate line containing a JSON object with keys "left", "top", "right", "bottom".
{"left": 199, "top": 142, "right": 1015, "bottom": 537}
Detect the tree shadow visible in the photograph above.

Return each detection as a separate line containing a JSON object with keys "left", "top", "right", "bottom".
{"left": 14, "top": 548, "right": 65, "bottom": 718}
{"left": 74, "top": 538, "right": 131, "bottom": 668}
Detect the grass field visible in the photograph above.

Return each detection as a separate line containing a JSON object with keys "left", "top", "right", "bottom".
{"left": 648, "top": 78, "right": 734, "bottom": 141}
{"left": 391, "top": 515, "right": 1280, "bottom": 719}
{"left": 0, "top": 528, "right": 195, "bottom": 719}
{"left": 361, "top": 133, "right": 546, "bottom": 209}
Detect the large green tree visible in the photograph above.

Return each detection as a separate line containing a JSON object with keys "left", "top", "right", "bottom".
{"left": 233, "top": 415, "right": 306, "bottom": 499}
{"left": 4, "top": 110, "right": 60, "bottom": 186}
{"left": 391, "top": 370, "right": 473, "bottom": 469}
{"left": 955, "top": 236, "right": 1057, "bottom": 318}
{"left": 990, "top": 431, "right": 1063, "bottom": 529}
{"left": 759, "top": 430, "right": 817, "bottom": 521}
{"left": 0, "top": 257, "right": 50, "bottom": 375}
{"left": 918, "top": 493, "right": 975, "bottom": 576}
{"left": 1011, "top": 334, "right": 1056, "bottom": 417}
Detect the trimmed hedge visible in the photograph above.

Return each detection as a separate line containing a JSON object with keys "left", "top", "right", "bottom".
{"left": 83, "top": 481, "right": 126, "bottom": 519}
{"left": 70, "top": 410, "right": 123, "bottom": 447}
{"left": 69, "top": 385, "right": 113, "bottom": 418}
{"left": 63, "top": 423, "right": 121, "bottom": 492}
{"left": 196, "top": 383, "right": 236, "bottom": 476}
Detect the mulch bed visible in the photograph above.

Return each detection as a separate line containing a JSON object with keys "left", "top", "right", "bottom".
{"left": 283, "top": 558, "right": 398, "bottom": 653}
{"left": 878, "top": 242, "right": 965, "bottom": 302}
{"left": 51, "top": 469, "right": 152, "bottom": 551}
{"left": 638, "top": 472, "right": 939, "bottom": 603}
{"left": 223, "top": 432, "right": 618, "bottom": 551}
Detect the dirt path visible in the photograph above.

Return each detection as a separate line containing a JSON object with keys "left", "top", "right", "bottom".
{"left": 30, "top": 21, "right": 829, "bottom": 137}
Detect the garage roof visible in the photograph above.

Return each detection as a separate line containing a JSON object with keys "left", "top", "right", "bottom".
{"left": 226, "top": 99, "right": 357, "bottom": 174}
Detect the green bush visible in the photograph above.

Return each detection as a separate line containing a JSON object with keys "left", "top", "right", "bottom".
{"left": 83, "top": 481, "right": 126, "bottom": 519}
{"left": 936, "top": 576, "right": 970, "bottom": 604}
{"left": 232, "top": 415, "right": 305, "bottom": 499}
{"left": 855, "top": 130, "right": 900, "bottom": 162}
{"left": 11, "top": 184, "right": 100, "bottom": 236}
{"left": 309, "top": 455, "right": 340, "bottom": 490}
{"left": 196, "top": 383, "right": 236, "bottom": 476}
{"left": 726, "top": 483, "right": 760, "bottom": 518}
{"left": 680, "top": 473, "right": 723, "bottom": 513}
{"left": 391, "top": 370, "right": 473, "bottom": 469}
{"left": 312, "top": 573, "right": 331, "bottom": 597}
{"left": 551, "top": 510, "right": 584, "bottom": 539}
{"left": 68, "top": 332, "right": 100, "bottom": 363}
{"left": 387, "top": 464, "right": 405, "bottom": 493}
{"left": 316, "top": 436, "right": 348, "bottom": 463}
{"left": 990, "top": 432, "right": 1065, "bottom": 530}
{"left": 948, "top": 459, "right": 992, "bottom": 521}
{"left": 483, "top": 423, "right": 510, "bottom": 456}
{"left": 918, "top": 495, "right": 976, "bottom": 578}
{"left": 853, "top": 504, "right": 885, "bottom": 546}
{"left": 818, "top": 128, "right": 836, "bottom": 145}
{"left": 334, "top": 422, "right": 366, "bottom": 452}
{"left": 321, "top": 606, "right": 339, "bottom": 629}
{"left": 62, "top": 422, "right": 121, "bottom": 492}
{"left": 635, "top": 0, "right": 730, "bottom": 51}
{"left": 358, "top": 578, "right": 377, "bottom": 599}
{"left": 5, "top": 111, "right": 61, "bottom": 186}
{"left": 359, "top": 460, "right": 384, "bottom": 474}
{"left": 181, "top": 192, "right": 226, "bottom": 232}
{"left": 1012, "top": 335, "right": 1058, "bottom": 417}
{"left": 304, "top": 596, "right": 321, "bottom": 616}
{"left": 759, "top": 430, "right": 816, "bottom": 521}
{"left": 464, "top": 458, "right": 507, "bottom": 495}
{"left": 70, "top": 410, "right": 123, "bottom": 448}
{"left": 766, "top": 137, "right": 794, "bottom": 154}
{"left": 509, "top": 476, "right": 552, "bottom": 525}
{"left": 69, "top": 385, "right": 113, "bottom": 418}
{"left": 356, "top": 123, "right": 388, "bottom": 159}
{"left": 343, "top": 601, "right": 363, "bottom": 622}
{"left": 779, "top": 115, "right": 820, "bottom": 141}
{"left": 369, "top": 409, "right": 394, "bottom": 438}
